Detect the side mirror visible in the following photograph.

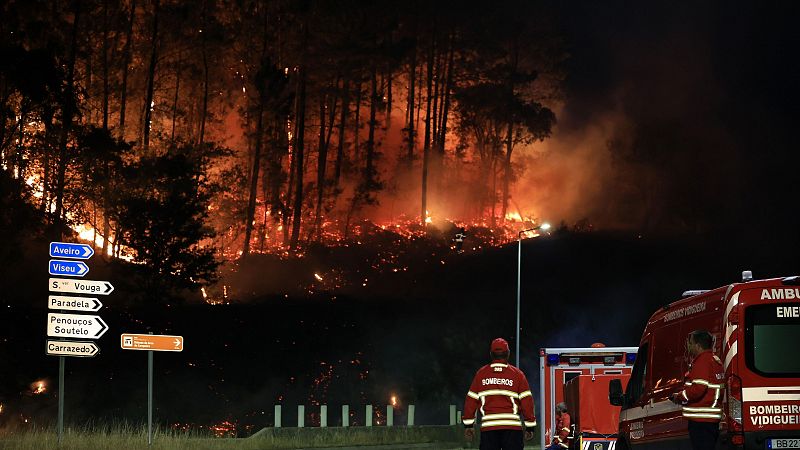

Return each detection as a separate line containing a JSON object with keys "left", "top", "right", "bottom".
{"left": 609, "top": 379, "right": 625, "bottom": 406}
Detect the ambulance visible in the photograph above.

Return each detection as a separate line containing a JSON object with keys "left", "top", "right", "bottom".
{"left": 610, "top": 274, "right": 800, "bottom": 449}
{"left": 540, "top": 345, "right": 639, "bottom": 449}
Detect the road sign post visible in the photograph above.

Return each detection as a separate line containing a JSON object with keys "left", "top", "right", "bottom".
{"left": 121, "top": 333, "right": 184, "bottom": 446}
{"left": 148, "top": 346, "right": 153, "bottom": 446}
{"left": 48, "top": 241, "right": 107, "bottom": 447}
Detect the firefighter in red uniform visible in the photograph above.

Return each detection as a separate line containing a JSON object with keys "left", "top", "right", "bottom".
{"left": 670, "top": 330, "right": 724, "bottom": 450}
{"left": 462, "top": 338, "right": 536, "bottom": 450}
{"left": 545, "top": 403, "right": 571, "bottom": 450}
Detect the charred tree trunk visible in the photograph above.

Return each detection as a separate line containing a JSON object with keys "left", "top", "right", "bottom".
{"left": 501, "top": 135, "right": 513, "bottom": 221}
{"left": 420, "top": 31, "right": 434, "bottom": 224}
{"left": 501, "top": 43, "right": 519, "bottom": 222}
{"left": 242, "top": 11, "right": 270, "bottom": 258}
{"left": 387, "top": 71, "right": 392, "bottom": 120}
{"left": 141, "top": 0, "right": 160, "bottom": 153}
{"left": 353, "top": 81, "right": 361, "bottom": 161}
{"left": 170, "top": 50, "right": 181, "bottom": 145}
{"left": 289, "top": 66, "right": 307, "bottom": 250}
{"left": 241, "top": 99, "right": 265, "bottom": 258}
{"left": 314, "top": 93, "right": 327, "bottom": 239}
{"left": 365, "top": 65, "right": 378, "bottom": 191}
{"left": 334, "top": 79, "right": 349, "bottom": 189}
{"left": 198, "top": 0, "right": 209, "bottom": 147}
{"left": 406, "top": 37, "right": 416, "bottom": 167}
{"left": 53, "top": 0, "right": 80, "bottom": 238}
{"left": 118, "top": 0, "right": 136, "bottom": 139}
{"left": 101, "top": 0, "right": 109, "bottom": 130}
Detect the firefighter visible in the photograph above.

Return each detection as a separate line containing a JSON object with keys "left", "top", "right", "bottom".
{"left": 670, "top": 330, "right": 724, "bottom": 450}
{"left": 462, "top": 338, "right": 536, "bottom": 450}
{"left": 545, "top": 402, "right": 571, "bottom": 450}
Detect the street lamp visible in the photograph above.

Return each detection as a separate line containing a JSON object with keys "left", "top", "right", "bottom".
{"left": 516, "top": 222, "right": 550, "bottom": 366}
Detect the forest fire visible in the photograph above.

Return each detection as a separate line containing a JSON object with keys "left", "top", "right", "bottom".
{"left": 2, "top": 0, "right": 562, "bottom": 302}
{"left": 30, "top": 380, "right": 46, "bottom": 395}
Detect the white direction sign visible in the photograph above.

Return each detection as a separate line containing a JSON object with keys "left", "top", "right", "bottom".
{"left": 48, "top": 295, "right": 102, "bottom": 312}
{"left": 46, "top": 340, "right": 99, "bottom": 357}
{"left": 47, "top": 313, "right": 108, "bottom": 339}
{"left": 49, "top": 278, "right": 114, "bottom": 295}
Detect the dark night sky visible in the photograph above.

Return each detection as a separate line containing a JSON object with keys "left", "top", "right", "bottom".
{"left": 551, "top": 1, "right": 800, "bottom": 244}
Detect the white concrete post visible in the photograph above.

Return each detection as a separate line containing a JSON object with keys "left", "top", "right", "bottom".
{"left": 366, "top": 404, "right": 373, "bottom": 427}
{"left": 321, "top": 405, "right": 328, "bottom": 427}
{"left": 342, "top": 405, "right": 349, "bottom": 427}
{"left": 274, "top": 405, "right": 282, "bottom": 428}
{"left": 298, "top": 405, "right": 305, "bottom": 427}
{"left": 387, "top": 405, "right": 394, "bottom": 427}
{"left": 408, "top": 404, "right": 415, "bottom": 426}
{"left": 449, "top": 405, "right": 457, "bottom": 425}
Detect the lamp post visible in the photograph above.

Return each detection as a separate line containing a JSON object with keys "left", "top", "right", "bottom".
{"left": 516, "top": 223, "right": 550, "bottom": 366}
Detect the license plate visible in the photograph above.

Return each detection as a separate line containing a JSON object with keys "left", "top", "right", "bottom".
{"left": 768, "top": 439, "right": 800, "bottom": 449}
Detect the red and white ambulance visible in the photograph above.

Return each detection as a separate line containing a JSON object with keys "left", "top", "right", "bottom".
{"left": 610, "top": 274, "right": 800, "bottom": 449}
{"left": 540, "top": 345, "right": 639, "bottom": 449}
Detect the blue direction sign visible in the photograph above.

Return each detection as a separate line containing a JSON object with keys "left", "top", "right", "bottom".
{"left": 49, "top": 260, "right": 89, "bottom": 277}
{"left": 49, "top": 242, "right": 94, "bottom": 260}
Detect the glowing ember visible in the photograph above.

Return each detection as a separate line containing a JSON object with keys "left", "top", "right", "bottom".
{"left": 391, "top": 395, "right": 398, "bottom": 407}
{"left": 0, "top": 403, "right": 4, "bottom": 414}
{"left": 425, "top": 210, "right": 433, "bottom": 224}
{"left": 210, "top": 420, "right": 237, "bottom": 438}
{"left": 31, "top": 380, "right": 46, "bottom": 395}
{"left": 314, "top": 273, "right": 323, "bottom": 281}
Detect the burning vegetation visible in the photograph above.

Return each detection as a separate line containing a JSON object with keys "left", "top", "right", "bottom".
{"left": 1, "top": 0, "right": 564, "bottom": 300}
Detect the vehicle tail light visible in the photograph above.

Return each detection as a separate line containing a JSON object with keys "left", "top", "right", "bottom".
{"left": 728, "top": 374, "right": 744, "bottom": 447}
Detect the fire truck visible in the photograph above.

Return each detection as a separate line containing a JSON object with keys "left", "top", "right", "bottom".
{"left": 540, "top": 345, "right": 639, "bottom": 449}
{"left": 609, "top": 273, "right": 800, "bottom": 449}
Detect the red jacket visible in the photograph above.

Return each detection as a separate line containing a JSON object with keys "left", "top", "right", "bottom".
{"left": 462, "top": 360, "right": 536, "bottom": 431}
{"left": 679, "top": 349, "right": 724, "bottom": 422}
{"left": 553, "top": 412, "right": 571, "bottom": 448}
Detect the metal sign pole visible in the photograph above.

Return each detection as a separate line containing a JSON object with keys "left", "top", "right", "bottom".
{"left": 147, "top": 348, "right": 153, "bottom": 446}
{"left": 57, "top": 355, "right": 65, "bottom": 445}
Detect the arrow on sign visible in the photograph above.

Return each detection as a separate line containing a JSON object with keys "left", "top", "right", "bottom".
{"left": 48, "top": 295, "right": 102, "bottom": 312}
{"left": 49, "top": 242, "right": 94, "bottom": 259}
{"left": 49, "top": 260, "right": 89, "bottom": 277}
{"left": 47, "top": 313, "right": 108, "bottom": 339}
{"left": 49, "top": 278, "right": 114, "bottom": 295}
{"left": 46, "top": 340, "right": 100, "bottom": 357}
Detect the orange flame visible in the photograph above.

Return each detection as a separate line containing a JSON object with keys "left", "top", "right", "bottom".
{"left": 31, "top": 380, "right": 46, "bottom": 395}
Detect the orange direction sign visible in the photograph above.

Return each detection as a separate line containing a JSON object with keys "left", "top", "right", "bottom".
{"left": 121, "top": 333, "right": 183, "bottom": 352}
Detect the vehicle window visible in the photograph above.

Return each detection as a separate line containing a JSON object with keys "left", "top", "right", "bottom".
{"left": 650, "top": 323, "right": 683, "bottom": 397}
{"left": 625, "top": 343, "right": 649, "bottom": 406}
{"left": 563, "top": 371, "right": 582, "bottom": 384}
{"left": 746, "top": 303, "right": 800, "bottom": 376}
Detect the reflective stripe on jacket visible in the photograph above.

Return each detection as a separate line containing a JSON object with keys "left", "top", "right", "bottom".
{"left": 680, "top": 350, "right": 724, "bottom": 422}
